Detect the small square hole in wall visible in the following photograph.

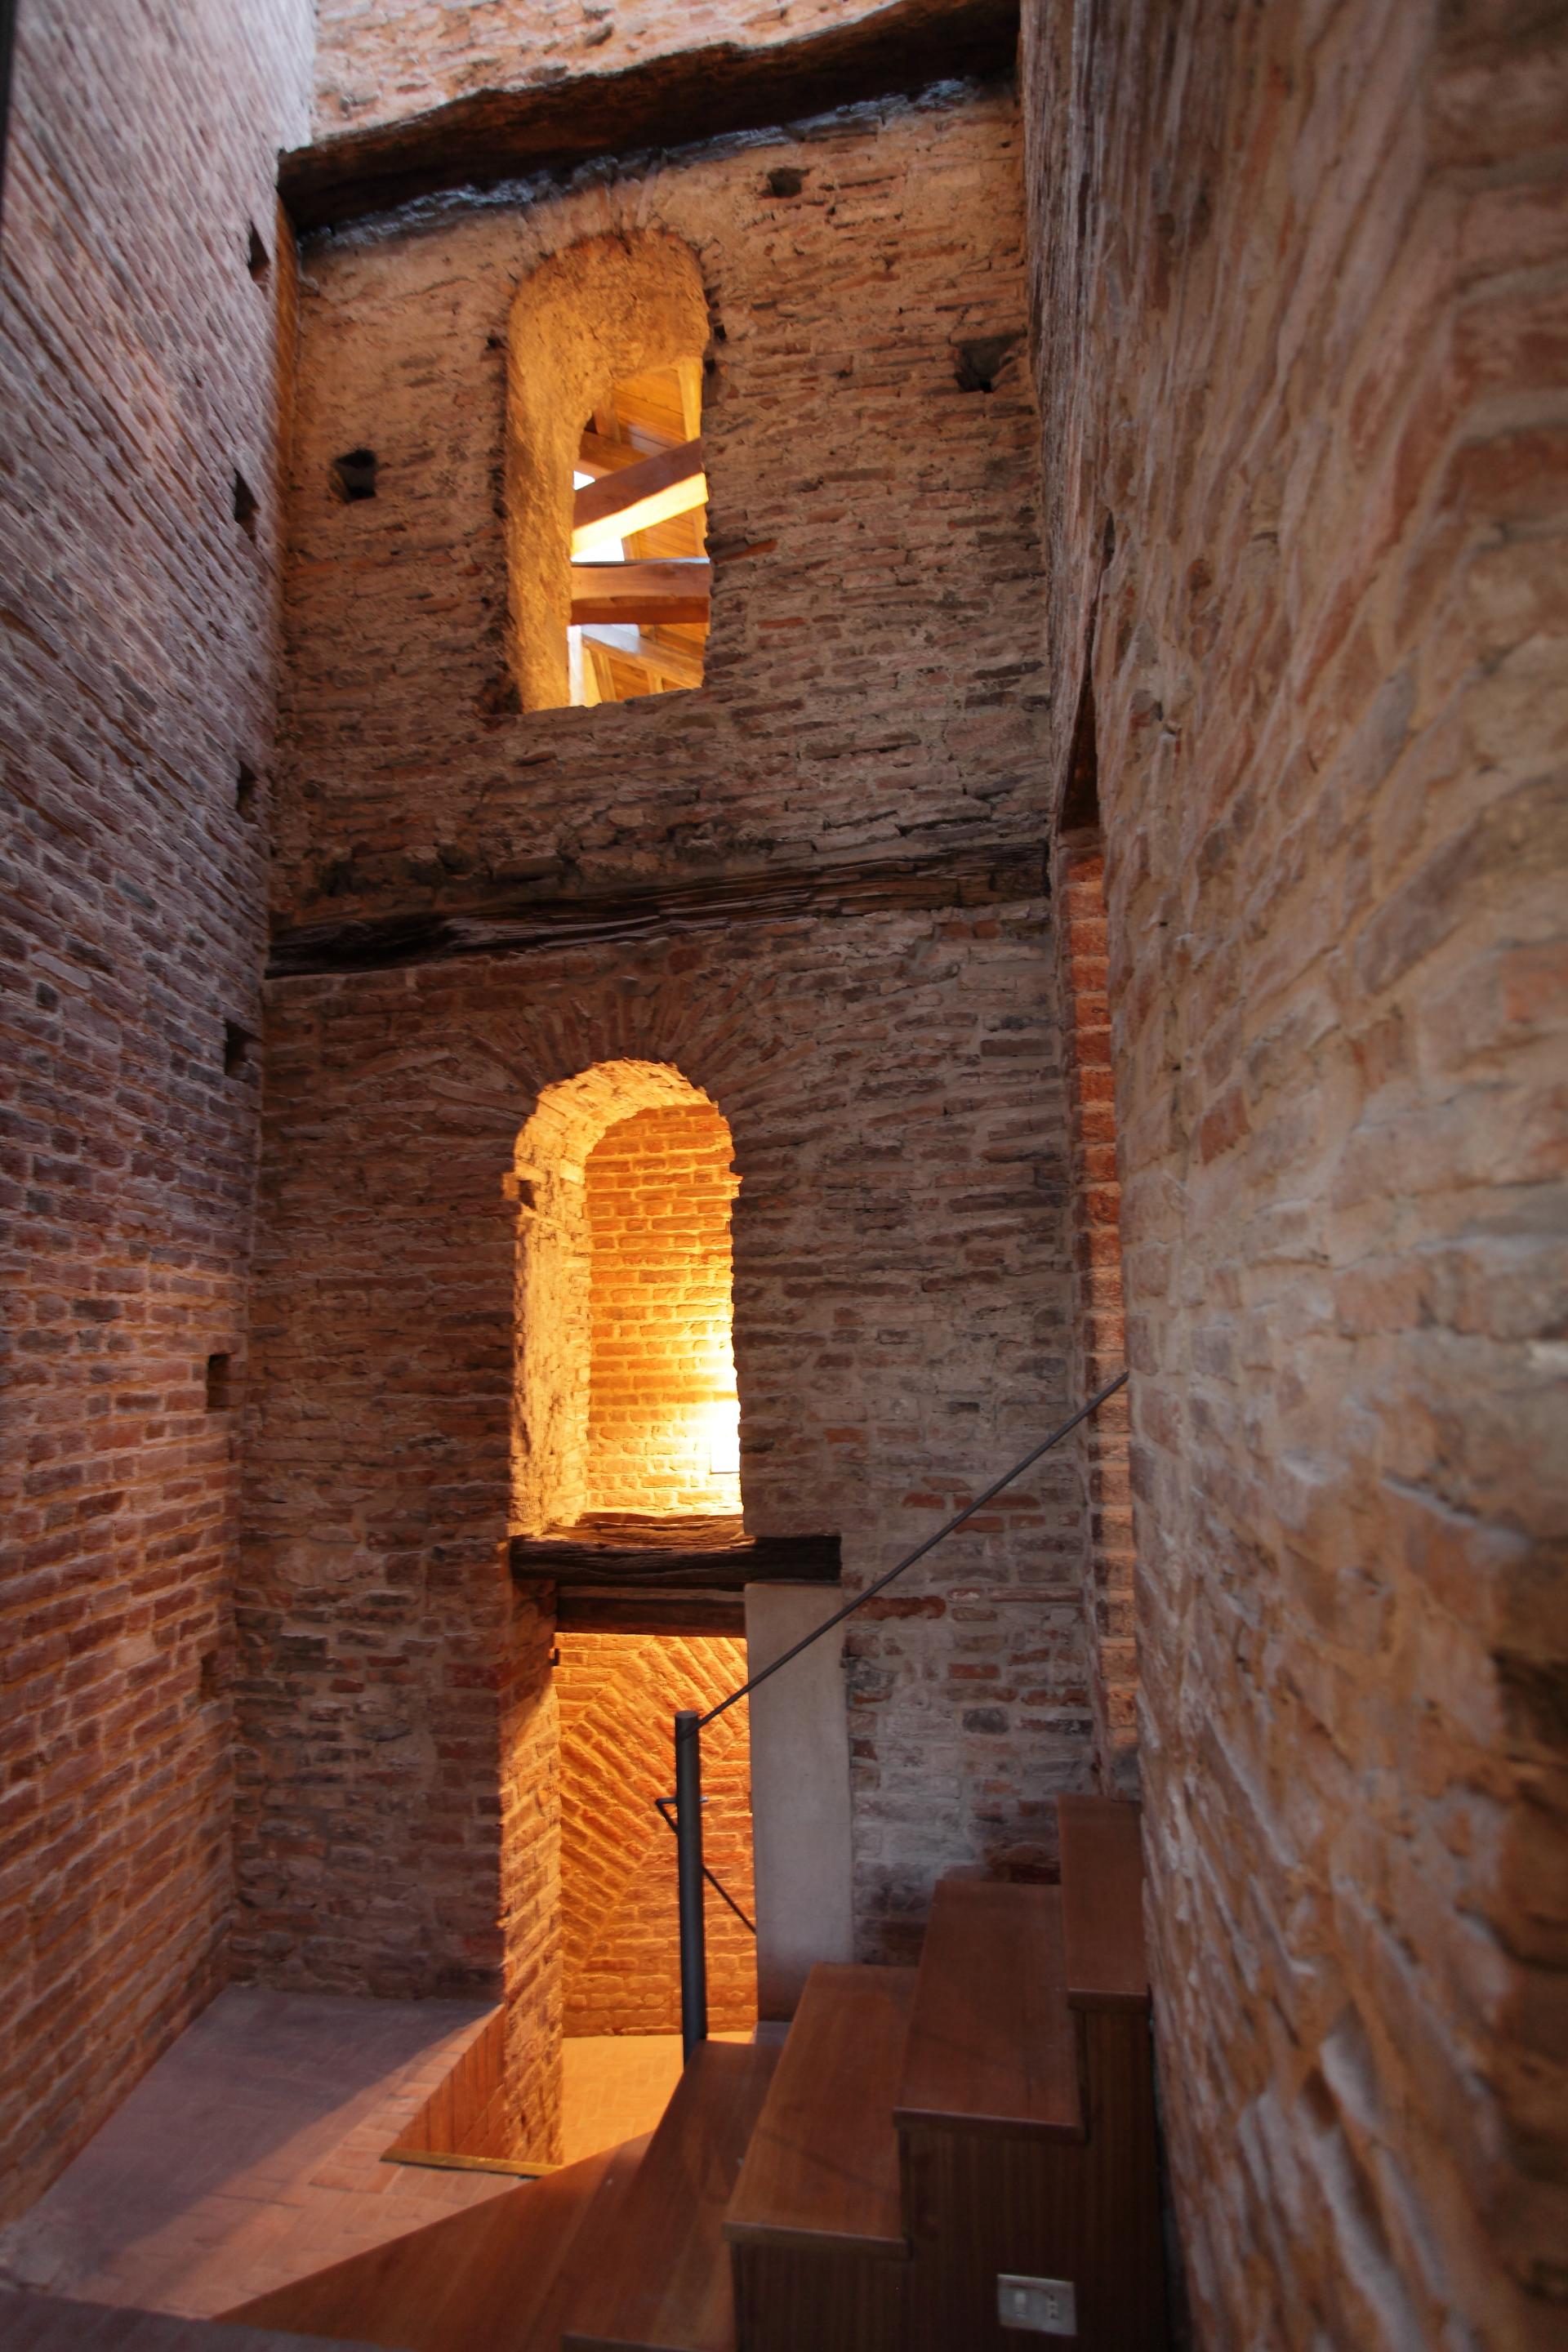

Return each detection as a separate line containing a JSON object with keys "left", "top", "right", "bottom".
{"left": 332, "top": 448, "right": 378, "bottom": 503}
{"left": 223, "top": 1020, "right": 254, "bottom": 1076}
{"left": 205, "top": 1352, "right": 233, "bottom": 1411}
{"left": 236, "top": 759, "right": 258, "bottom": 817}
{"left": 233, "top": 471, "right": 258, "bottom": 536}
{"left": 953, "top": 332, "right": 1023, "bottom": 394}
{"left": 247, "top": 221, "right": 270, "bottom": 281}
{"left": 765, "top": 166, "right": 806, "bottom": 198}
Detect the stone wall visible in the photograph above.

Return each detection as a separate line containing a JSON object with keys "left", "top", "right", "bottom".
{"left": 312, "top": 0, "right": 905, "bottom": 138}
{"left": 1020, "top": 1, "right": 1568, "bottom": 2342}
{"left": 558, "top": 1632, "right": 754, "bottom": 2034}
{"left": 584, "top": 1103, "right": 741, "bottom": 1518}
{"left": 273, "top": 86, "right": 1044, "bottom": 929}
{"left": 0, "top": 0, "right": 313, "bottom": 2224}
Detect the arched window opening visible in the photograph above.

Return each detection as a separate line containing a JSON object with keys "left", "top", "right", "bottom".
{"left": 568, "top": 359, "right": 709, "bottom": 708}
{"left": 507, "top": 234, "right": 711, "bottom": 715}
{"left": 514, "top": 1059, "right": 740, "bottom": 1538}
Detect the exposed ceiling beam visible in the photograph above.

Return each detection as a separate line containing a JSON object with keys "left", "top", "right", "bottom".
{"left": 577, "top": 432, "right": 655, "bottom": 479}
{"left": 570, "top": 559, "right": 711, "bottom": 626}
{"left": 572, "top": 439, "right": 706, "bottom": 556}
{"left": 278, "top": 0, "right": 1021, "bottom": 233}
{"left": 580, "top": 626, "right": 706, "bottom": 692}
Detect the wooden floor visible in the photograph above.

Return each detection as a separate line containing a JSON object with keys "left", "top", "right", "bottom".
{"left": 197, "top": 1797, "right": 1167, "bottom": 2352}
{"left": 563, "top": 2042, "right": 778, "bottom": 2352}
{"left": 225, "top": 2138, "right": 648, "bottom": 2352}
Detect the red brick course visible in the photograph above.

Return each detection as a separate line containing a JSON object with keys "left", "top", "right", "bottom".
{"left": 0, "top": 0, "right": 312, "bottom": 2225}
{"left": 1051, "top": 840, "right": 1134, "bottom": 1793}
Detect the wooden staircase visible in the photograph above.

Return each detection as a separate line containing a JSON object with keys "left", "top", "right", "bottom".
{"left": 221, "top": 1797, "right": 1165, "bottom": 2351}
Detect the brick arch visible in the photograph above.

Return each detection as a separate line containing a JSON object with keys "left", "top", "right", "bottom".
{"left": 513, "top": 1057, "right": 740, "bottom": 1532}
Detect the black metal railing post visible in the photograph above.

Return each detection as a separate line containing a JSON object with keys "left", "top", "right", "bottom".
{"left": 674, "top": 1709, "right": 708, "bottom": 2062}
{"left": 669, "top": 1370, "right": 1129, "bottom": 2060}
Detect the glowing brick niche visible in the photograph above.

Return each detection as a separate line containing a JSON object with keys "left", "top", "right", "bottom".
{"left": 514, "top": 1059, "right": 740, "bottom": 1533}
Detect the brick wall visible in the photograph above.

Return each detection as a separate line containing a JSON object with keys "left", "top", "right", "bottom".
{"left": 584, "top": 1104, "right": 740, "bottom": 1518}
{"left": 239, "top": 893, "right": 1083, "bottom": 2050}
{"left": 312, "top": 1, "right": 902, "bottom": 138}
{"left": 273, "top": 87, "right": 1045, "bottom": 929}
{"left": 1051, "top": 839, "right": 1134, "bottom": 1793}
{"left": 1022, "top": 2, "right": 1568, "bottom": 2341}
{"left": 558, "top": 1633, "right": 754, "bottom": 2034}
{"left": 0, "top": 0, "right": 312, "bottom": 2224}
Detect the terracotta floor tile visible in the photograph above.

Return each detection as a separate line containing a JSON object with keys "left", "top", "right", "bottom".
{"left": 0, "top": 1990, "right": 511, "bottom": 2319}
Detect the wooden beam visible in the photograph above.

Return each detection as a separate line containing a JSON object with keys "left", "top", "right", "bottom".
{"left": 268, "top": 844, "right": 1049, "bottom": 978}
{"left": 570, "top": 559, "right": 710, "bottom": 626}
{"left": 580, "top": 626, "right": 705, "bottom": 692}
{"left": 577, "top": 432, "right": 651, "bottom": 479}
{"left": 572, "top": 439, "right": 706, "bottom": 556}
{"left": 510, "top": 1528, "right": 841, "bottom": 1591}
{"left": 278, "top": 1, "right": 1021, "bottom": 233}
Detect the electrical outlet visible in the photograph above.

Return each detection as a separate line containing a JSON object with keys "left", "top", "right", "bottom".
{"left": 998, "top": 2274, "right": 1078, "bottom": 2335}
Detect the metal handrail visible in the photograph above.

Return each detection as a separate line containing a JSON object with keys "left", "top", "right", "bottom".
{"left": 653, "top": 1794, "right": 756, "bottom": 1935}
{"left": 670, "top": 1369, "right": 1129, "bottom": 2058}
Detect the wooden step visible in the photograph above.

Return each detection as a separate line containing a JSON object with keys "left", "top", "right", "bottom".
{"left": 725, "top": 1965, "right": 915, "bottom": 2260}
{"left": 563, "top": 2039, "right": 780, "bottom": 2352}
{"left": 219, "top": 2134, "right": 648, "bottom": 2351}
{"left": 1058, "top": 1794, "right": 1148, "bottom": 2011}
{"left": 895, "top": 1879, "right": 1083, "bottom": 2141}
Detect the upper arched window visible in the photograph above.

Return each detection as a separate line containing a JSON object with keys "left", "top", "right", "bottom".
{"left": 506, "top": 234, "right": 711, "bottom": 714}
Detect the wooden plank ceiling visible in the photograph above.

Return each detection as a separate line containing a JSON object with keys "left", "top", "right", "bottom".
{"left": 570, "top": 358, "right": 709, "bottom": 704}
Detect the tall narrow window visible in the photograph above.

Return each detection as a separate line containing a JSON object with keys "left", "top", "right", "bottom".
{"left": 568, "top": 359, "right": 709, "bottom": 706}
{"left": 507, "top": 234, "right": 711, "bottom": 714}
{"left": 513, "top": 1059, "right": 741, "bottom": 1536}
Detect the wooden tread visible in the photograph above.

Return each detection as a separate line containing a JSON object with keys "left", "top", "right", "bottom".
{"left": 220, "top": 2134, "right": 648, "bottom": 2351}
{"left": 724, "top": 1964, "right": 915, "bottom": 2261}
{"left": 894, "top": 1879, "right": 1083, "bottom": 2142}
{"left": 564, "top": 2039, "right": 780, "bottom": 2352}
{"left": 1058, "top": 1794, "right": 1149, "bottom": 2011}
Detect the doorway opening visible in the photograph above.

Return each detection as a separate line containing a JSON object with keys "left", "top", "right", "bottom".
{"left": 514, "top": 1062, "right": 755, "bottom": 2147}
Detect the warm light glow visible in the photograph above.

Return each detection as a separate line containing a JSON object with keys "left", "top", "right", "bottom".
{"left": 571, "top": 468, "right": 709, "bottom": 556}
{"left": 706, "top": 1396, "right": 741, "bottom": 1478}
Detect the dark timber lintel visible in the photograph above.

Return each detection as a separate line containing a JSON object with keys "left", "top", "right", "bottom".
{"left": 511, "top": 1527, "right": 841, "bottom": 1592}
{"left": 280, "top": 0, "right": 1021, "bottom": 233}
{"left": 269, "top": 845, "right": 1048, "bottom": 979}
